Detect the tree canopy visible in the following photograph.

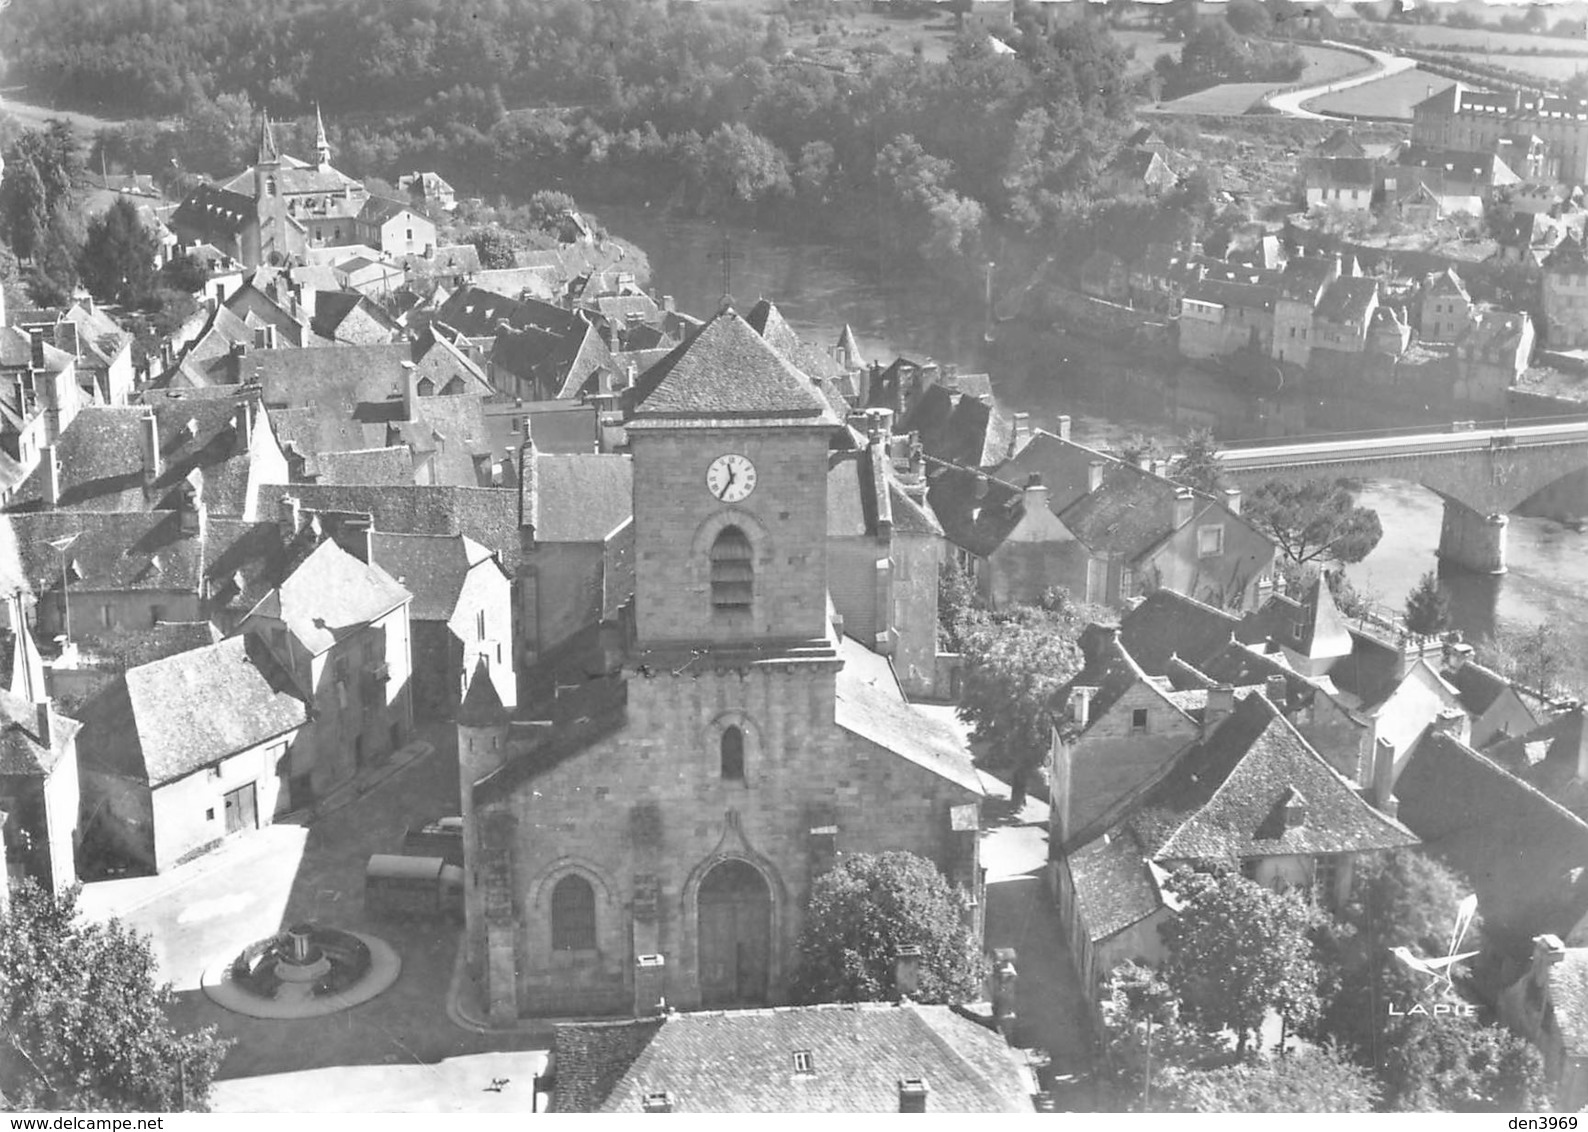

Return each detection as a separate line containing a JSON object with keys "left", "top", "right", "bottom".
{"left": 1160, "top": 867, "right": 1324, "bottom": 1054}
{"left": 791, "top": 851, "right": 987, "bottom": 1006}
{"left": 1162, "top": 1044, "right": 1379, "bottom": 1112}
{"left": 1403, "top": 570, "right": 1451, "bottom": 640}
{"left": 0, "top": 881, "right": 230, "bottom": 1111}
{"left": 78, "top": 198, "right": 160, "bottom": 306}
{"left": 1244, "top": 479, "right": 1384, "bottom": 572}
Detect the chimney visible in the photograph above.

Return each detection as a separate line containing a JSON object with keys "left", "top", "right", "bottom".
{"left": 1022, "top": 473, "right": 1049, "bottom": 517}
{"left": 34, "top": 701, "right": 51, "bottom": 749}
{"left": 641, "top": 1092, "right": 674, "bottom": 1114}
{"left": 214, "top": 282, "right": 226, "bottom": 307}
{"left": 400, "top": 360, "right": 418, "bottom": 419}
{"left": 1532, "top": 934, "right": 1567, "bottom": 989}
{"left": 1204, "top": 684, "right": 1235, "bottom": 732}
{"left": 1433, "top": 708, "right": 1471, "bottom": 747}
{"left": 181, "top": 470, "right": 206, "bottom": 539}
{"left": 1071, "top": 686, "right": 1093, "bottom": 730}
{"left": 1265, "top": 673, "right": 1288, "bottom": 708}
{"left": 141, "top": 412, "right": 161, "bottom": 488}
{"left": 278, "top": 494, "right": 302, "bottom": 540}
{"left": 1371, "top": 735, "right": 1397, "bottom": 810}
{"left": 42, "top": 443, "right": 60, "bottom": 508}
{"left": 635, "top": 953, "right": 667, "bottom": 1016}
{"left": 28, "top": 327, "right": 45, "bottom": 372}
{"left": 898, "top": 1079, "right": 930, "bottom": 1114}
{"left": 1012, "top": 411, "right": 1031, "bottom": 449}
{"left": 1135, "top": 452, "right": 1152, "bottom": 471}
{"left": 1444, "top": 640, "right": 1474, "bottom": 671}
{"left": 1223, "top": 486, "right": 1242, "bottom": 516}
{"left": 55, "top": 321, "right": 79, "bottom": 359}
{"left": 1173, "top": 487, "right": 1196, "bottom": 528}
{"left": 895, "top": 945, "right": 922, "bottom": 1000}
{"left": 1057, "top": 414, "right": 1071, "bottom": 442}
{"left": 1087, "top": 460, "right": 1105, "bottom": 493}
{"left": 233, "top": 400, "right": 253, "bottom": 455}
{"left": 662, "top": 294, "right": 675, "bottom": 313}
{"left": 343, "top": 516, "right": 374, "bottom": 564}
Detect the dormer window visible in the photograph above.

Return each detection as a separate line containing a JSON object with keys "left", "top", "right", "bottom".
{"left": 1131, "top": 708, "right": 1149, "bottom": 734}
{"left": 792, "top": 1050, "right": 814, "bottom": 1075}
{"left": 1283, "top": 786, "right": 1308, "bottom": 828}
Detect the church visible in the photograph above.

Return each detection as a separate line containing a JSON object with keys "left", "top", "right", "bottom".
{"left": 171, "top": 110, "right": 369, "bottom": 268}
{"left": 458, "top": 310, "right": 986, "bottom": 1022}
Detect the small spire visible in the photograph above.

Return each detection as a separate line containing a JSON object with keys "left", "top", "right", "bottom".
{"left": 314, "top": 103, "right": 330, "bottom": 169}
{"left": 258, "top": 112, "right": 279, "bottom": 166}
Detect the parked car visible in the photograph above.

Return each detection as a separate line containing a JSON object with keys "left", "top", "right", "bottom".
{"left": 365, "top": 853, "right": 464, "bottom": 921}
{"left": 402, "top": 816, "right": 464, "bottom": 866}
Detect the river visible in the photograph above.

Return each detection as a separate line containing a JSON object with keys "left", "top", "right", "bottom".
{"left": 601, "top": 203, "right": 1588, "bottom": 687}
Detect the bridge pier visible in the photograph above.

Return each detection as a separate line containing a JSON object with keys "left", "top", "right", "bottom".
{"left": 1437, "top": 499, "right": 1508, "bottom": 575}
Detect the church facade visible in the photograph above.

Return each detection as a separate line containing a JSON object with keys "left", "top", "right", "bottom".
{"left": 459, "top": 312, "right": 985, "bottom": 1021}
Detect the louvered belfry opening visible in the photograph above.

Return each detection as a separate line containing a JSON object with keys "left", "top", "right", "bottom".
{"left": 710, "top": 526, "right": 753, "bottom": 611}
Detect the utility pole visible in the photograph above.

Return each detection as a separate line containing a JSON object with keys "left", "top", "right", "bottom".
{"left": 46, "top": 534, "right": 78, "bottom": 644}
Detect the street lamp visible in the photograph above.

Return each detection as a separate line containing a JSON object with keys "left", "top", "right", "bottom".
{"left": 46, "top": 533, "right": 79, "bottom": 645}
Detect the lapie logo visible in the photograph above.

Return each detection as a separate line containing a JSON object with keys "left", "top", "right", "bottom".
{"left": 1386, "top": 894, "right": 1481, "bottom": 1018}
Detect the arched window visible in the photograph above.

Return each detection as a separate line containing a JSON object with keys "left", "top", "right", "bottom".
{"left": 710, "top": 526, "right": 753, "bottom": 611}
{"left": 550, "top": 874, "right": 596, "bottom": 951}
{"left": 721, "top": 726, "right": 745, "bottom": 781}
{"left": 265, "top": 176, "right": 277, "bottom": 197}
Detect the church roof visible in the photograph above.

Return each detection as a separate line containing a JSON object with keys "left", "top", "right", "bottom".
{"left": 626, "top": 310, "right": 839, "bottom": 430}
{"left": 457, "top": 654, "right": 509, "bottom": 727}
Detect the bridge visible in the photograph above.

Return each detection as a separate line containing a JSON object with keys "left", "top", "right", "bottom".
{"left": 1214, "top": 416, "right": 1588, "bottom": 574}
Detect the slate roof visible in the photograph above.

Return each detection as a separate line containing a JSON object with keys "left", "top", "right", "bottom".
{"left": 1193, "top": 640, "right": 1326, "bottom": 715}
{"left": 994, "top": 430, "right": 1117, "bottom": 515}
{"left": 250, "top": 538, "right": 411, "bottom": 655}
{"left": 9, "top": 406, "right": 148, "bottom": 512}
{"left": 0, "top": 690, "right": 78, "bottom": 777}
{"left": 1058, "top": 464, "right": 1191, "bottom": 559}
{"left": 834, "top": 634, "right": 984, "bottom": 795}
{"left": 358, "top": 195, "right": 425, "bottom": 225}
{"left": 170, "top": 183, "right": 253, "bottom": 241}
{"left": 901, "top": 385, "right": 1013, "bottom": 471}
{"left": 78, "top": 635, "right": 306, "bottom": 786}
{"left": 279, "top": 484, "right": 523, "bottom": 570}
{"left": 1126, "top": 692, "right": 1416, "bottom": 861}
{"left": 8, "top": 510, "right": 205, "bottom": 596}
{"left": 146, "top": 389, "right": 273, "bottom": 515}
{"left": 1303, "top": 156, "right": 1377, "bottom": 190}
{"left": 1444, "top": 657, "right": 1514, "bottom": 717}
{"left": 492, "top": 318, "right": 613, "bottom": 400}
{"left": 1395, "top": 729, "right": 1588, "bottom": 946}
{"left": 1067, "top": 827, "right": 1165, "bottom": 941}
{"left": 554, "top": 1003, "right": 1031, "bottom": 1113}
{"left": 828, "top": 442, "right": 939, "bottom": 539}
{"left": 202, "top": 518, "right": 290, "bottom": 623}
{"left": 1315, "top": 277, "right": 1380, "bottom": 325}
{"left": 521, "top": 452, "right": 633, "bottom": 543}
{"left": 1117, "top": 588, "right": 1243, "bottom": 676}
{"left": 369, "top": 532, "right": 495, "bottom": 621}
{"left": 432, "top": 286, "right": 581, "bottom": 340}
{"left": 316, "top": 446, "right": 413, "bottom": 485}
{"left": 1181, "top": 280, "right": 1277, "bottom": 313}
{"left": 1278, "top": 255, "right": 1338, "bottom": 303}
{"left": 627, "top": 310, "right": 838, "bottom": 428}
{"left": 925, "top": 466, "right": 1025, "bottom": 557}
{"left": 1394, "top": 144, "right": 1515, "bottom": 186}
{"left": 1545, "top": 235, "right": 1588, "bottom": 274}
{"left": 1316, "top": 127, "right": 1366, "bottom": 158}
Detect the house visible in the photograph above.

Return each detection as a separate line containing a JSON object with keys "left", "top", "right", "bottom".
{"left": 1117, "top": 587, "right": 1246, "bottom": 677}
{"left": 1510, "top": 181, "right": 1566, "bottom": 218}
{"left": 1495, "top": 211, "right": 1563, "bottom": 268}
{"left": 432, "top": 286, "right": 613, "bottom": 400}
{"left": 1441, "top": 641, "right": 1542, "bottom": 748}
{"left": 309, "top": 291, "right": 404, "bottom": 345}
{"left": 355, "top": 197, "right": 437, "bottom": 258}
{"left": 0, "top": 329, "right": 84, "bottom": 483}
{"left": 827, "top": 425, "right": 946, "bottom": 699}
{"left": 1102, "top": 149, "right": 1178, "bottom": 200}
{"left": 397, "top": 171, "right": 457, "bottom": 214}
{"left": 460, "top": 310, "right": 985, "bottom": 1022}
{"left": 1312, "top": 276, "right": 1381, "bottom": 355}
{"left": 12, "top": 301, "right": 136, "bottom": 407}
{"left": 75, "top": 634, "right": 308, "bottom": 873}
{"left": 1543, "top": 236, "right": 1588, "bottom": 349}
{"left": 1487, "top": 705, "right": 1588, "bottom": 823}
{"left": 1315, "top": 127, "right": 1367, "bottom": 159}
{"left": 1272, "top": 254, "right": 1344, "bottom": 367}
{"left": 1456, "top": 308, "right": 1535, "bottom": 386}
{"left": 240, "top": 533, "right": 414, "bottom": 805}
{"left": 1499, "top": 935, "right": 1588, "bottom": 1110}
{"left": 544, "top": 1003, "right": 1035, "bottom": 1112}
{"left": 1394, "top": 726, "right": 1588, "bottom": 951}
{"left": 1412, "top": 84, "right": 1588, "bottom": 184}
{"left": 1052, "top": 689, "right": 1417, "bottom": 1003}
{"left": 1383, "top": 145, "right": 1520, "bottom": 218}
{"left": 1177, "top": 280, "right": 1276, "bottom": 360}
{"left": 931, "top": 426, "right": 1275, "bottom": 613}
{"left": 1420, "top": 268, "right": 1474, "bottom": 342}
{"left": 1302, "top": 157, "right": 1377, "bottom": 213}
{"left": 896, "top": 382, "right": 1014, "bottom": 471}
{"left": 367, "top": 531, "right": 514, "bottom": 720}
{"left": 0, "top": 615, "right": 78, "bottom": 895}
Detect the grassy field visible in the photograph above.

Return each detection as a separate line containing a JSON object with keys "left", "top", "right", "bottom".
{"left": 1296, "top": 43, "right": 1376, "bottom": 84}
{"left": 1419, "top": 51, "right": 1588, "bottom": 83}
{"left": 1113, "top": 27, "right": 1184, "bottom": 74}
{"left": 1304, "top": 67, "right": 1457, "bottom": 119}
{"left": 0, "top": 87, "right": 123, "bottom": 133}
{"left": 1148, "top": 44, "right": 1371, "bottom": 116}
{"left": 1392, "top": 24, "right": 1588, "bottom": 54}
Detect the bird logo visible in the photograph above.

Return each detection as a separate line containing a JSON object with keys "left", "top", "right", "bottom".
{"left": 1389, "top": 893, "right": 1479, "bottom": 994}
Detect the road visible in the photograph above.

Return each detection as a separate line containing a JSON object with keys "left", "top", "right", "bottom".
{"left": 1267, "top": 42, "right": 1417, "bottom": 121}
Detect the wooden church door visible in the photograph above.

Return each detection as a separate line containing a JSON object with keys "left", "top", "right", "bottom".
{"left": 698, "top": 859, "right": 771, "bottom": 1007}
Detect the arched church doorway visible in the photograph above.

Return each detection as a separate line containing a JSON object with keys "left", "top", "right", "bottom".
{"left": 697, "top": 858, "right": 771, "bottom": 1007}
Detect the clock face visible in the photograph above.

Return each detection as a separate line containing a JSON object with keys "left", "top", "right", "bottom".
{"left": 706, "top": 453, "right": 757, "bottom": 502}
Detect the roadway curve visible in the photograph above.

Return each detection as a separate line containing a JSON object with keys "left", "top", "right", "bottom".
{"left": 1266, "top": 42, "right": 1417, "bottom": 121}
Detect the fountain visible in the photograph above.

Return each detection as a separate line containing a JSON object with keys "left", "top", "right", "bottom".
{"left": 202, "top": 921, "right": 401, "bottom": 1020}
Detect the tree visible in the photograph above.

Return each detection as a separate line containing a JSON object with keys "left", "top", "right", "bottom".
{"left": 0, "top": 880, "right": 230, "bottom": 1110}
{"left": 1160, "top": 867, "right": 1324, "bottom": 1054}
{"left": 1099, "top": 961, "right": 1225, "bottom": 1110}
{"left": 1482, "top": 621, "right": 1573, "bottom": 698}
{"left": 524, "top": 189, "right": 580, "bottom": 234}
{"left": 1314, "top": 849, "right": 1482, "bottom": 1067}
{"left": 1169, "top": 427, "right": 1223, "bottom": 497}
{"left": 1379, "top": 1016, "right": 1549, "bottom": 1112}
{"left": 470, "top": 228, "right": 517, "bottom": 270}
{"left": 937, "top": 559, "right": 979, "bottom": 653}
{"left": 1402, "top": 570, "right": 1451, "bottom": 640}
{"left": 790, "top": 851, "right": 987, "bottom": 1005}
{"left": 78, "top": 198, "right": 160, "bottom": 305}
{"left": 1244, "top": 479, "right": 1383, "bottom": 571}
{"left": 1225, "top": 0, "right": 1274, "bottom": 35}
{"left": 1162, "top": 1045, "right": 1379, "bottom": 1112}
{"left": 956, "top": 588, "right": 1099, "bottom": 802}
